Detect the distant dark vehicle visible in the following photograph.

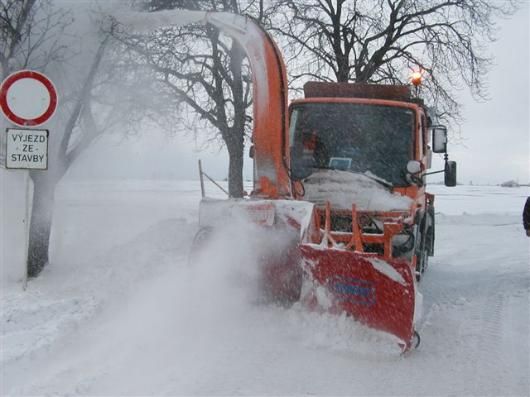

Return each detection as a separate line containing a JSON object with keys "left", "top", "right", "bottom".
{"left": 500, "top": 180, "right": 520, "bottom": 188}
{"left": 523, "top": 197, "right": 530, "bottom": 237}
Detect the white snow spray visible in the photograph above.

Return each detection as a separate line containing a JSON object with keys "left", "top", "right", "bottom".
{"left": 117, "top": 9, "right": 207, "bottom": 32}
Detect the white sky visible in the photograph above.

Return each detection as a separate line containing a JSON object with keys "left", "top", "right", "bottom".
{"left": 444, "top": 2, "right": 530, "bottom": 185}
{"left": 70, "top": 2, "right": 529, "bottom": 186}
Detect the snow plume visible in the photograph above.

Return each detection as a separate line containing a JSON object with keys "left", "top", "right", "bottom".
{"left": 117, "top": 9, "right": 207, "bottom": 33}
{"left": 86, "top": 220, "right": 281, "bottom": 394}
{"left": 4, "top": 215, "right": 297, "bottom": 394}
{"left": 190, "top": 214, "right": 298, "bottom": 305}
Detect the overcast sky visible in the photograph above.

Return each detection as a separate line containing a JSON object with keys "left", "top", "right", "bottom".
{"left": 70, "top": 2, "right": 529, "bottom": 186}
{"left": 445, "top": 1, "right": 529, "bottom": 185}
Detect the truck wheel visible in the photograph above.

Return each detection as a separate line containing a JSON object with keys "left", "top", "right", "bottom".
{"left": 188, "top": 227, "right": 213, "bottom": 264}
{"left": 427, "top": 206, "right": 435, "bottom": 256}
{"left": 415, "top": 217, "right": 429, "bottom": 282}
{"left": 416, "top": 246, "right": 428, "bottom": 282}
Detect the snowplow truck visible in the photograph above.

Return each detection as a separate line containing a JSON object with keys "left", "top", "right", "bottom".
{"left": 287, "top": 82, "right": 457, "bottom": 351}
{"left": 182, "top": 11, "right": 457, "bottom": 352}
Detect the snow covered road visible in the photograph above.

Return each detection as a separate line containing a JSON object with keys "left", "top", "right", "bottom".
{"left": 1, "top": 183, "right": 529, "bottom": 396}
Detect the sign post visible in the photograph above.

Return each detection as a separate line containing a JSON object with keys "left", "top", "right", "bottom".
{"left": 0, "top": 70, "right": 56, "bottom": 288}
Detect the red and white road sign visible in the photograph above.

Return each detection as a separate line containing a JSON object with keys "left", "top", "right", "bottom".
{"left": 0, "top": 70, "right": 58, "bottom": 127}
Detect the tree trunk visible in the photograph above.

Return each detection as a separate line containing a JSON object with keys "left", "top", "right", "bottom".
{"left": 226, "top": 38, "right": 246, "bottom": 198}
{"left": 227, "top": 139, "right": 244, "bottom": 198}
{"left": 336, "top": 60, "right": 350, "bottom": 82}
{"left": 26, "top": 168, "right": 64, "bottom": 276}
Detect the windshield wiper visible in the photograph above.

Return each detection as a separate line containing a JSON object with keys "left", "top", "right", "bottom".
{"left": 359, "top": 171, "right": 393, "bottom": 189}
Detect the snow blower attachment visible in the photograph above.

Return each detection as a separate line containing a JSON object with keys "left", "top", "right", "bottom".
{"left": 196, "top": 196, "right": 420, "bottom": 351}
{"left": 124, "top": 8, "right": 456, "bottom": 353}
{"left": 299, "top": 202, "right": 418, "bottom": 351}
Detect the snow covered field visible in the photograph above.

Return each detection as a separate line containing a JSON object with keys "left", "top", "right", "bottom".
{"left": 1, "top": 182, "right": 529, "bottom": 396}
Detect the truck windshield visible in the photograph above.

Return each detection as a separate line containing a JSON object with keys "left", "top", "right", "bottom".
{"left": 289, "top": 103, "right": 414, "bottom": 185}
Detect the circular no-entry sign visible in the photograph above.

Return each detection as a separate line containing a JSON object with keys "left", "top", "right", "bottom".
{"left": 0, "top": 70, "right": 58, "bottom": 127}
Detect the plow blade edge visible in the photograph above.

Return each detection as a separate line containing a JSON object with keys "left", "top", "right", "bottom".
{"left": 300, "top": 245, "right": 416, "bottom": 350}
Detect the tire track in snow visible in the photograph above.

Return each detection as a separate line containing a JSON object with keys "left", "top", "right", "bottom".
{"left": 412, "top": 212, "right": 529, "bottom": 396}
{"left": 469, "top": 286, "right": 506, "bottom": 395}
{"left": 463, "top": 272, "right": 528, "bottom": 396}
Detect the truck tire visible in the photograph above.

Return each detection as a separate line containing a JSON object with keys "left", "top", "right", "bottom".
{"left": 415, "top": 215, "right": 429, "bottom": 281}
{"left": 188, "top": 227, "right": 213, "bottom": 264}
{"left": 416, "top": 245, "right": 428, "bottom": 281}
{"left": 427, "top": 206, "right": 435, "bottom": 256}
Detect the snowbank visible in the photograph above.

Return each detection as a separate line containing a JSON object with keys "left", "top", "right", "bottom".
{"left": 49, "top": 180, "right": 203, "bottom": 267}
{"left": 428, "top": 184, "right": 530, "bottom": 215}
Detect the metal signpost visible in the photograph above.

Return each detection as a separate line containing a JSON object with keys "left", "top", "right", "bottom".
{"left": 0, "top": 70, "right": 57, "bottom": 288}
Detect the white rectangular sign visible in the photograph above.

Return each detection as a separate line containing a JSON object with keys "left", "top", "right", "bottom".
{"left": 5, "top": 128, "right": 48, "bottom": 170}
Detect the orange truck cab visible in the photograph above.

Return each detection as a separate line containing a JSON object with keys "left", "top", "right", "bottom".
{"left": 282, "top": 82, "right": 457, "bottom": 351}
{"left": 289, "top": 82, "right": 456, "bottom": 279}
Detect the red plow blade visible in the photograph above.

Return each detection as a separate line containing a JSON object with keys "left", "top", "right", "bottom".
{"left": 300, "top": 244, "right": 416, "bottom": 351}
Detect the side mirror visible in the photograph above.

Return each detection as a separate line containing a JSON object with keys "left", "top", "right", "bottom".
{"left": 444, "top": 161, "right": 457, "bottom": 187}
{"left": 432, "top": 126, "right": 448, "bottom": 153}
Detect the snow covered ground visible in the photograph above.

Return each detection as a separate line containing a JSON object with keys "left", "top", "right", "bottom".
{"left": 1, "top": 182, "right": 529, "bottom": 396}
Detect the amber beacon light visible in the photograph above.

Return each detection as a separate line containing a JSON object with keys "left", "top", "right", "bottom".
{"left": 410, "top": 71, "right": 423, "bottom": 87}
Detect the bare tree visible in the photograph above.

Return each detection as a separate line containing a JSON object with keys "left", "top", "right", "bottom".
{"left": 268, "top": 0, "right": 517, "bottom": 122}
{"left": 1, "top": 1, "right": 130, "bottom": 276}
{"left": 1, "top": 0, "right": 78, "bottom": 276}
{"left": 2, "top": 0, "right": 188, "bottom": 276}
{"left": 120, "top": 0, "right": 265, "bottom": 197}
{"left": 0, "top": 0, "right": 73, "bottom": 79}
